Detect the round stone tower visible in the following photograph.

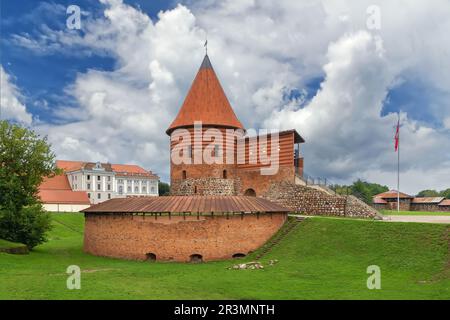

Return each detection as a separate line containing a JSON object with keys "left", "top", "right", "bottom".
{"left": 167, "top": 55, "right": 244, "bottom": 195}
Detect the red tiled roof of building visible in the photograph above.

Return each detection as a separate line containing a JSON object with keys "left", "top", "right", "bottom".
{"left": 373, "top": 197, "right": 387, "bottom": 204}
{"left": 83, "top": 196, "right": 289, "bottom": 214}
{"left": 56, "top": 160, "right": 158, "bottom": 179}
{"left": 166, "top": 55, "right": 244, "bottom": 135}
{"left": 40, "top": 174, "right": 72, "bottom": 190}
{"left": 438, "top": 199, "right": 450, "bottom": 206}
{"left": 56, "top": 160, "right": 84, "bottom": 171}
{"left": 374, "top": 190, "right": 413, "bottom": 199}
{"left": 411, "top": 197, "right": 445, "bottom": 204}
{"left": 38, "top": 174, "right": 90, "bottom": 205}
{"left": 38, "top": 189, "right": 90, "bottom": 204}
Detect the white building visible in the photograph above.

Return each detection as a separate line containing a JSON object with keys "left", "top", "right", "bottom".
{"left": 57, "top": 160, "right": 159, "bottom": 205}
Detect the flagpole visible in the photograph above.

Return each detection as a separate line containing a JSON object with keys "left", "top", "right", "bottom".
{"left": 397, "top": 113, "right": 400, "bottom": 213}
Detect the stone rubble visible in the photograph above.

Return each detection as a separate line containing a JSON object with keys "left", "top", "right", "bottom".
{"left": 228, "top": 259, "right": 279, "bottom": 270}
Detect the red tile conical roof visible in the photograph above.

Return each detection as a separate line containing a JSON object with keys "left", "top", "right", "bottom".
{"left": 166, "top": 55, "right": 244, "bottom": 135}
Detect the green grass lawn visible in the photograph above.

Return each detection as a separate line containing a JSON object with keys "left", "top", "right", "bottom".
{"left": 0, "top": 239, "right": 23, "bottom": 248}
{"left": 382, "top": 210, "right": 450, "bottom": 216}
{"left": 0, "top": 213, "right": 448, "bottom": 299}
{"left": 0, "top": 239, "right": 26, "bottom": 250}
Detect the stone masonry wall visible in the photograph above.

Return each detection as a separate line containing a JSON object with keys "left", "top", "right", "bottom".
{"left": 265, "top": 181, "right": 378, "bottom": 218}
{"left": 265, "top": 182, "right": 346, "bottom": 216}
{"left": 171, "top": 178, "right": 237, "bottom": 196}
{"left": 345, "top": 195, "right": 380, "bottom": 218}
{"left": 84, "top": 213, "right": 287, "bottom": 262}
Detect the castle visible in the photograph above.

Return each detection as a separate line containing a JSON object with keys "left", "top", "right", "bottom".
{"left": 82, "top": 54, "right": 301, "bottom": 262}
{"left": 167, "top": 54, "right": 304, "bottom": 198}
{"left": 82, "top": 54, "right": 378, "bottom": 262}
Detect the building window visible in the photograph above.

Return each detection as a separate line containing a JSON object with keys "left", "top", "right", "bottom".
{"left": 71, "top": 176, "right": 74, "bottom": 181}
{"left": 97, "top": 175, "right": 101, "bottom": 181}
{"left": 119, "top": 186, "right": 123, "bottom": 195}
{"left": 108, "top": 194, "right": 111, "bottom": 199}
{"left": 135, "top": 186, "right": 139, "bottom": 193}
{"left": 151, "top": 187, "right": 155, "bottom": 193}
{"left": 87, "top": 183, "right": 91, "bottom": 190}
{"left": 223, "top": 170, "right": 227, "bottom": 179}
{"left": 97, "top": 184, "right": 101, "bottom": 190}
{"left": 188, "top": 145, "right": 192, "bottom": 158}
{"left": 127, "top": 186, "right": 132, "bottom": 192}
{"left": 75, "top": 176, "right": 77, "bottom": 181}
{"left": 182, "top": 170, "right": 187, "bottom": 179}
{"left": 142, "top": 186, "right": 147, "bottom": 193}
{"left": 97, "top": 193, "right": 101, "bottom": 199}
{"left": 107, "top": 184, "right": 111, "bottom": 191}
{"left": 87, "top": 193, "right": 91, "bottom": 198}
{"left": 87, "top": 175, "right": 90, "bottom": 180}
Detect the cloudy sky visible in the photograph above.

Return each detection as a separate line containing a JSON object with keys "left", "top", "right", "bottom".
{"left": 1, "top": 0, "right": 449, "bottom": 194}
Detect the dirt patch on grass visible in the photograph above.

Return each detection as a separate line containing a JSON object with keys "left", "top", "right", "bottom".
{"left": 49, "top": 268, "right": 119, "bottom": 276}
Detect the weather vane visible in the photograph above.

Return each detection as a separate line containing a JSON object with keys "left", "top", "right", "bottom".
{"left": 204, "top": 32, "right": 208, "bottom": 55}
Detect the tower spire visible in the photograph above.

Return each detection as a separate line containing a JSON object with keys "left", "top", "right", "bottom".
{"left": 166, "top": 54, "right": 244, "bottom": 135}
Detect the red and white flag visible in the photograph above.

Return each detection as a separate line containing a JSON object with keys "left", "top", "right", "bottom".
{"left": 394, "top": 119, "right": 400, "bottom": 152}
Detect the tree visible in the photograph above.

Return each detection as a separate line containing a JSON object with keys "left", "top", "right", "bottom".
{"left": 351, "top": 179, "right": 373, "bottom": 204}
{"left": 331, "top": 179, "right": 389, "bottom": 204}
{"left": 0, "top": 120, "right": 58, "bottom": 248}
{"left": 416, "top": 189, "right": 440, "bottom": 197}
{"left": 439, "top": 188, "right": 450, "bottom": 199}
{"left": 158, "top": 181, "right": 170, "bottom": 196}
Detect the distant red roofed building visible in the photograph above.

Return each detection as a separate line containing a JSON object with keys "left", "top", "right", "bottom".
{"left": 373, "top": 191, "right": 450, "bottom": 212}
{"left": 38, "top": 160, "right": 159, "bottom": 211}
{"left": 38, "top": 175, "right": 90, "bottom": 212}
{"left": 438, "top": 199, "right": 450, "bottom": 208}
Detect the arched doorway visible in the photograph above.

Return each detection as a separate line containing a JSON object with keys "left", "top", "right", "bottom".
{"left": 244, "top": 188, "right": 256, "bottom": 197}
{"left": 189, "top": 254, "right": 203, "bottom": 263}
{"left": 146, "top": 253, "right": 156, "bottom": 262}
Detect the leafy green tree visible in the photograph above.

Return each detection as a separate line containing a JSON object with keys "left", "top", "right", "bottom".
{"left": 350, "top": 179, "right": 373, "bottom": 203}
{"left": 331, "top": 180, "right": 389, "bottom": 203}
{"left": 0, "top": 120, "right": 57, "bottom": 248}
{"left": 416, "top": 189, "right": 440, "bottom": 197}
{"left": 158, "top": 181, "right": 170, "bottom": 196}
{"left": 0, "top": 204, "right": 52, "bottom": 249}
{"left": 439, "top": 188, "right": 450, "bottom": 199}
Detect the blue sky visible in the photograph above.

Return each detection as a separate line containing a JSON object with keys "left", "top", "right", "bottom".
{"left": 1, "top": 0, "right": 176, "bottom": 123}
{"left": 1, "top": 0, "right": 450, "bottom": 193}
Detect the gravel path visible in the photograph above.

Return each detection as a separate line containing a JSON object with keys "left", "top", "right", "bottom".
{"left": 383, "top": 215, "right": 450, "bottom": 224}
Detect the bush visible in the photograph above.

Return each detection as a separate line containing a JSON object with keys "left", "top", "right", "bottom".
{"left": 0, "top": 204, "right": 52, "bottom": 249}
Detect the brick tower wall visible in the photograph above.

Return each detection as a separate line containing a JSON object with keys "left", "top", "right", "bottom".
{"left": 84, "top": 213, "right": 287, "bottom": 262}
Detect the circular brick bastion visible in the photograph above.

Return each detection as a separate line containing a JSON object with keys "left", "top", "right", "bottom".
{"left": 82, "top": 196, "right": 289, "bottom": 262}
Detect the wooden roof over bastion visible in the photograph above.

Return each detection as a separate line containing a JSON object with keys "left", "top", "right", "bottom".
{"left": 82, "top": 196, "right": 289, "bottom": 214}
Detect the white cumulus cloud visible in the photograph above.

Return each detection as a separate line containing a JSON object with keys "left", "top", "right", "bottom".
{"left": 0, "top": 66, "right": 32, "bottom": 125}
{"left": 8, "top": 0, "right": 450, "bottom": 193}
